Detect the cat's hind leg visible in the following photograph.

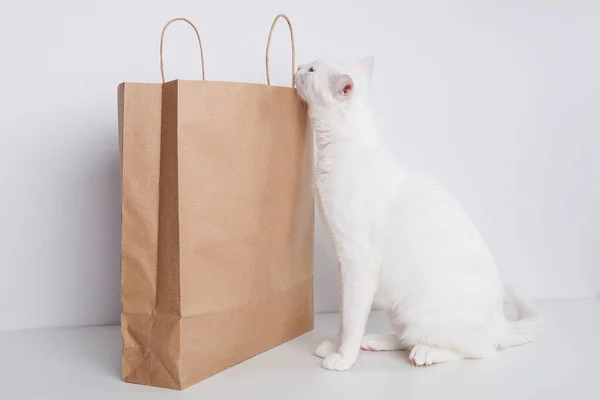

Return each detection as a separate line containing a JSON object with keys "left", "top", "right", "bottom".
{"left": 408, "top": 330, "right": 498, "bottom": 366}
{"left": 361, "top": 334, "right": 407, "bottom": 351}
{"left": 409, "top": 344, "right": 464, "bottom": 366}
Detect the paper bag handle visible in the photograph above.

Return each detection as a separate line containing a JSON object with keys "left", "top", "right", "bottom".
{"left": 265, "top": 14, "right": 295, "bottom": 86}
{"left": 159, "top": 17, "right": 206, "bottom": 83}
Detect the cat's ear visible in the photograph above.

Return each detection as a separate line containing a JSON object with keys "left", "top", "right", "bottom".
{"left": 357, "top": 57, "right": 374, "bottom": 80}
{"left": 333, "top": 74, "right": 354, "bottom": 99}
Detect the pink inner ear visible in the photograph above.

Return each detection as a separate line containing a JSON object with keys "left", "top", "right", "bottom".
{"left": 334, "top": 74, "right": 354, "bottom": 98}
{"left": 343, "top": 84, "right": 353, "bottom": 95}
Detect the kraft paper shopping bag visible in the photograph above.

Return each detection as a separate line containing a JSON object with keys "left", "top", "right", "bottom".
{"left": 118, "top": 15, "right": 314, "bottom": 390}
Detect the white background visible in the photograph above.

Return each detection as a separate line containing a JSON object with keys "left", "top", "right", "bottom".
{"left": 0, "top": 0, "right": 598, "bottom": 331}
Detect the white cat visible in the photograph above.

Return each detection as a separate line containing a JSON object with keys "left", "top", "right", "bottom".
{"left": 294, "top": 58, "right": 542, "bottom": 371}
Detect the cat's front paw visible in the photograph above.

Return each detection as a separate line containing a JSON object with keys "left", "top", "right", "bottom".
{"left": 322, "top": 353, "right": 355, "bottom": 371}
{"left": 315, "top": 340, "right": 335, "bottom": 358}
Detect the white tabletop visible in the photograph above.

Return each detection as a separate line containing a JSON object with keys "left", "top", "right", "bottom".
{"left": 1, "top": 300, "right": 598, "bottom": 399}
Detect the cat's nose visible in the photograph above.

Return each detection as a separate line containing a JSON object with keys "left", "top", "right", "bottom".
{"left": 297, "top": 64, "right": 310, "bottom": 71}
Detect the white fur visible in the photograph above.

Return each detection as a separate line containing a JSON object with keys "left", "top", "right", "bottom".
{"left": 295, "top": 58, "right": 542, "bottom": 371}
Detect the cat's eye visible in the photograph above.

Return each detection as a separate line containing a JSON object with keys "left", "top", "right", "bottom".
{"left": 309, "top": 67, "right": 314, "bottom": 72}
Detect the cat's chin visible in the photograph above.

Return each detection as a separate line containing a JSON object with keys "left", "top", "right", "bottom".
{"left": 294, "top": 87, "right": 309, "bottom": 103}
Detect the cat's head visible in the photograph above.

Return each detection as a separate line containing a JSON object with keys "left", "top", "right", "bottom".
{"left": 294, "top": 57, "right": 374, "bottom": 109}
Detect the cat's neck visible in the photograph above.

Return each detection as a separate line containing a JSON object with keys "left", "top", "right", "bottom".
{"left": 311, "top": 101, "right": 379, "bottom": 151}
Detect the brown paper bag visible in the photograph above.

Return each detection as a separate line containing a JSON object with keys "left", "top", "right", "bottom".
{"left": 118, "top": 15, "right": 314, "bottom": 390}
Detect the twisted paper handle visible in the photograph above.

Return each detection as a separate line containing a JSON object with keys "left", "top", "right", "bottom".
{"left": 159, "top": 17, "right": 205, "bottom": 83}
{"left": 265, "top": 14, "right": 295, "bottom": 86}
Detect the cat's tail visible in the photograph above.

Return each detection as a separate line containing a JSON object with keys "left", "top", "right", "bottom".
{"left": 497, "top": 284, "right": 543, "bottom": 349}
